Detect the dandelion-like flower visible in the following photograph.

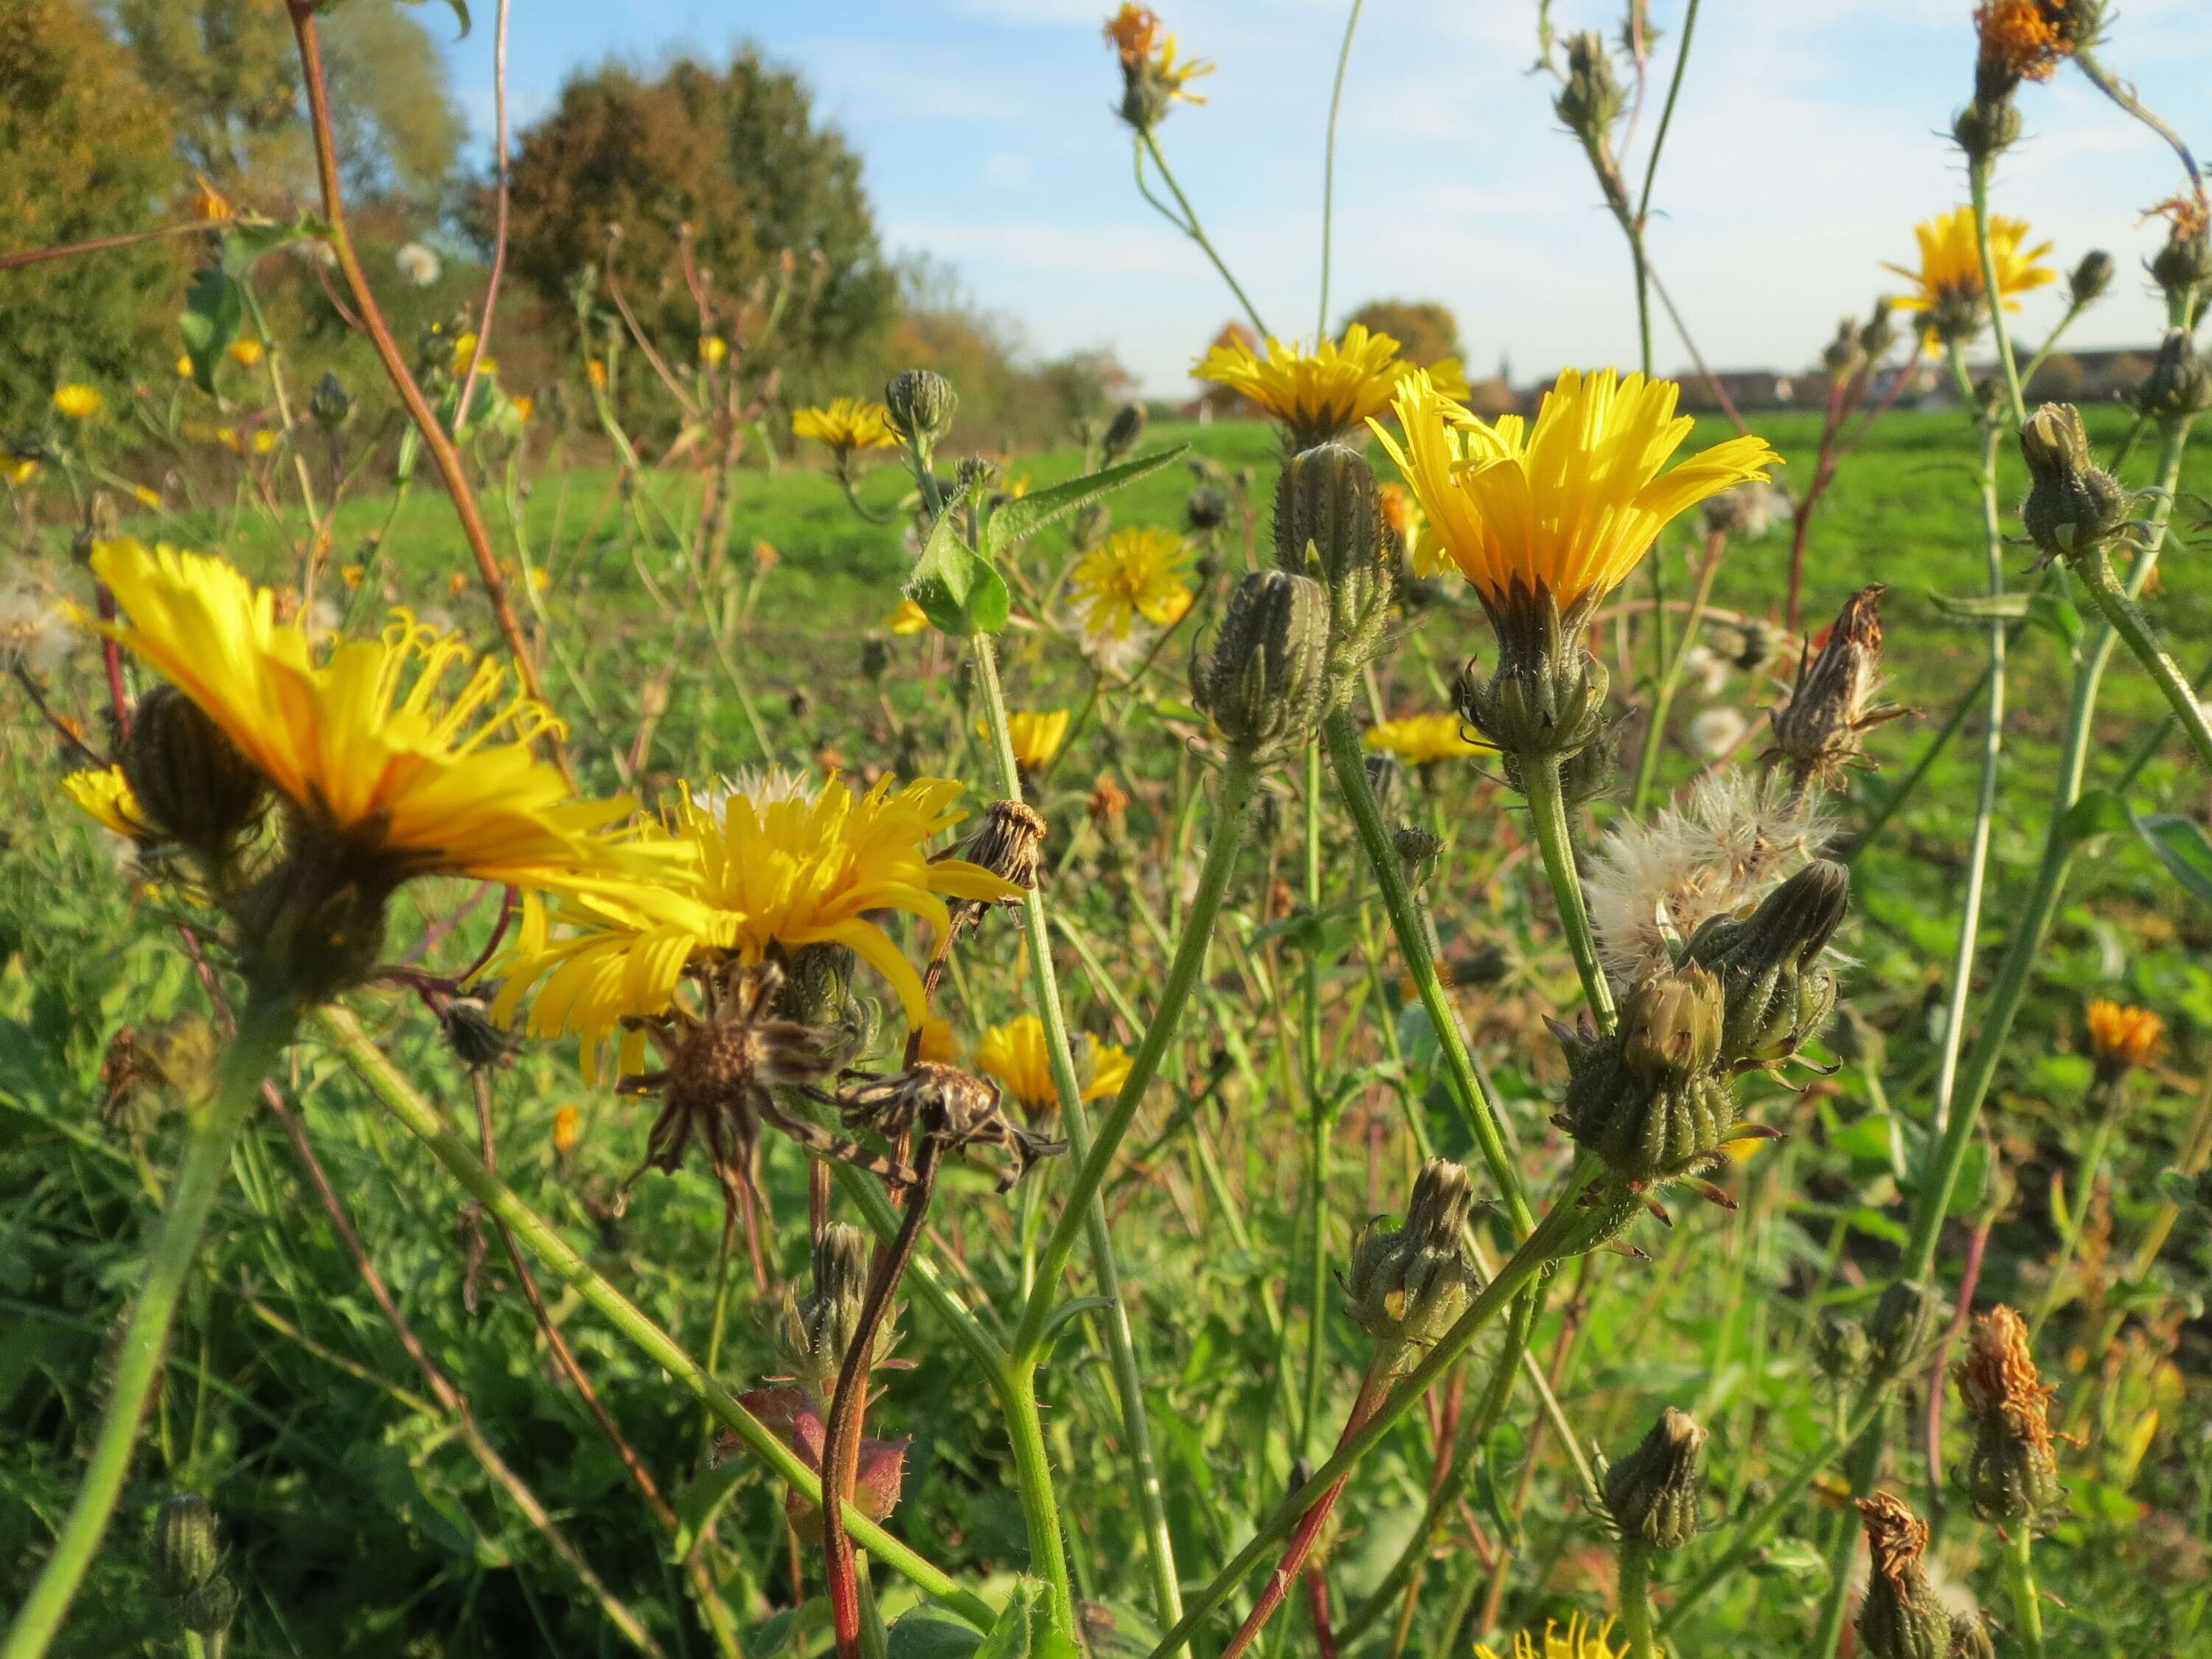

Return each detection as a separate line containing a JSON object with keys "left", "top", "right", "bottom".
{"left": 793, "top": 398, "right": 898, "bottom": 454}
{"left": 62, "top": 766, "right": 153, "bottom": 841}
{"left": 1105, "top": 4, "right": 1212, "bottom": 130}
{"left": 1379, "top": 481, "right": 1448, "bottom": 579}
{"left": 52, "top": 384, "right": 103, "bottom": 420}
{"left": 886, "top": 597, "right": 931, "bottom": 635}
{"left": 1194, "top": 324, "right": 1464, "bottom": 450}
{"left": 975, "top": 1014, "right": 1132, "bottom": 1116}
{"left": 1363, "top": 712, "right": 1489, "bottom": 766}
{"left": 0, "top": 581, "right": 72, "bottom": 675}
{"left": 995, "top": 709, "right": 1071, "bottom": 771}
{"left": 1882, "top": 206, "right": 2055, "bottom": 347}
{"left": 1474, "top": 1615, "right": 1624, "bottom": 1659}
{"left": 394, "top": 243, "right": 442, "bottom": 287}
{"left": 1069, "top": 527, "right": 1194, "bottom": 639}
{"left": 2086, "top": 998, "right": 2161, "bottom": 1078}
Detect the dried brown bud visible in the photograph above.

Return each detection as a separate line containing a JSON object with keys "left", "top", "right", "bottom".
{"left": 962, "top": 799, "right": 1048, "bottom": 894}
{"left": 1856, "top": 1493, "right": 1952, "bottom": 1659}
{"left": 1769, "top": 585, "right": 1899, "bottom": 785}
{"left": 1955, "top": 1304, "right": 2061, "bottom": 1523}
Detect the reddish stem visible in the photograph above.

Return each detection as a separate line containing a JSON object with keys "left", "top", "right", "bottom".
{"left": 1924, "top": 1214, "right": 1992, "bottom": 1504}
{"left": 1305, "top": 1563, "right": 1340, "bottom": 1659}
{"left": 0, "top": 218, "right": 230, "bottom": 274}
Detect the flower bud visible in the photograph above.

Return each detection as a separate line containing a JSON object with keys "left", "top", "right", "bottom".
{"left": 2138, "top": 329, "right": 2212, "bottom": 422}
{"left": 1394, "top": 824, "right": 1442, "bottom": 883}
{"left": 1620, "top": 964, "right": 1724, "bottom": 1084}
{"left": 778, "top": 1223, "right": 883, "bottom": 1400}
{"left": 1554, "top": 32, "right": 1625, "bottom": 147}
{"left": 1071, "top": 501, "right": 1112, "bottom": 552}
{"left": 1273, "top": 444, "right": 1394, "bottom": 691}
{"left": 860, "top": 635, "right": 891, "bottom": 684}
{"left": 2067, "top": 249, "right": 2115, "bottom": 310}
{"left": 1558, "top": 966, "right": 1735, "bottom": 1183}
{"left": 1951, "top": 94, "right": 2020, "bottom": 167}
{"left": 1184, "top": 484, "right": 1231, "bottom": 533}
{"left": 1102, "top": 401, "right": 1147, "bottom": 462}
{"left": 1686, "top": 860, "right": 1850, "bottom": 1071}
{"left": 1192, "top": 569, "right": 1329, "bottom": 758}
{"left": 1868, "top": 1279, "right": 1946, "bottom": 1378}
{"left": 1858, "top": 299, "right": 1899, "bottom": 362}
{"left": 150, "top": 1493, "right": 222, "bottom": 1599}
{"left": 1856, "top": 1493, "right": 1951, "bottom": 1659}
{"left": 2019, "top": 403, "right": 2131, "bottom": 568}
{"left": 1343, "top": 1158, "right": 1478, "bottom": 1349}
{"left": 440, "top": 992, "right": 518, "bottom": 1070}
{"left": 956, "top": 454, "right": 1001, "bottom": 495}
{"left": 178, "top": 1575, "right": 241, "bottom": 1639}
{"left": 1769, "top": 585, "right": 1896, "bottom": 786}
{"left": 1955, "top": 1304, "right": 2061, "bottom": 1524}
{"left": 1822, "top": 316, "right": 1866, "bottom": 379}
{"left": 231, "top": 837, "right": 397, "bottom": 1005}
{"left": 2149, "top": 218, "right": 2212, "bottom": 313}
{"left": 1950, "top": 1614, "right": 1997, "bottom": 1659}
{"left": 884, "top": 369, "right": 957, "bottom": 447}
{"left": 310, "top": 370, "right": 352, "bottom": 431}
{"left": 1815, "top": 1314, "right": 1871, "bottom": 1382}
{"left": 1732, "top": 618, "right": 1779, "bottom": 673}
{"left": 1455, "top": 595, "right": 1611, "bottom": 772}
{"left": 1603, "top": 1406, "right": 1707, "bottom": 1551}
{"left": 122, "top": 683, "right": 267, "bottom": 873}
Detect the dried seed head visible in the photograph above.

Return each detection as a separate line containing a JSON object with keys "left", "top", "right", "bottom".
{"left": 150, "top": 1494, "right": 222, "bottom": 1600}
{"left": 1686, "top": 860, "right": 1851, "bottom": 1073}
{"left": 962, "top": 799, "right": 1049, "bottom": 894}
{"left": 2019, "top": 403, "right": 2132, "bottom": 568}
{"left": 1856, "top": 1493, "right": 1952, "bottom": 1659}
{"left": 1769, "top": 584, "right": 1899, "bottom": 786}
{"left": 1343, "top": 1158, "right": 1479, "bottom": 1349}
{"left": 1955, "top": 1304, "right": 2061, "bottom": 1524}
{"left": 840, "top": 1061, "right": 1066, "bottom": 1192}
{"left": 1192, "top": 568, "right": 1330, "bottom": 758}
{"left": 1603, "top": 1406, "right": 1708, "bottom": 1552}
{"left": 122, "top": 683, "right": 267, "bottom": 874}
{"left": 1086, "top": 774, "right": 1130, "bottom": 838}
{"left": 1703, "top": 479, "right": 1785, "bottom": 541}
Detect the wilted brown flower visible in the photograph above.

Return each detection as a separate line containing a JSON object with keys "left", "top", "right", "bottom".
{"left": 1769, "top": 584, "right": 1902, "bottom": 786}
{"left": 1955, "top": 1304, "right": 2062, "bottom": 1523}
{"left": 1856, "top": 1493, "right": 1953, "bottom": 1659}
{"left": 838, "top": 1061, "right": 1065, "bottom": 1192}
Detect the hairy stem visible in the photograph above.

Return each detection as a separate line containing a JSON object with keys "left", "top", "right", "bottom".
{"left": 1521, "top": 751, "right": 1618, "bottom": 1030}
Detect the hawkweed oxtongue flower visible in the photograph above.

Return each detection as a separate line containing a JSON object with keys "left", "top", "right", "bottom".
{"left": 1191, "top": 568, "right": 1330, "bottom": 759}
{"left": 1855, "top": 1493, "right": 1957, "bottom": 1659}
{"left": 1684, "top": 858, "right": 1851, "bottom": 1073}
{"left": 1956, "top": 1304, "right": 2062, "bottom": 1525}
{"left": 1375, "top": 367, "right": 1778, "bottom": 777}
{"left": 1769, "top": 584, "right": 1902, "bottom": 788}
{"left": 2018, "top": 403, "right": 2132, "bottom": 568}
{"left": 1342, "top": 1158, "right": 1478, "bottom": 1352}
{"left": 975, "top": 1013, "right": 1132, "bottom": 1119}
{"left": 1362, "top": 712, "right": 1489, "bottom": 768}
{"left": 84, "top": 539, "right": 663, "bottom": 1004}
{"left": 1884, "top": 206, "right": 2055, "bottom": 349}
{"left": 1601, "top": 1406, "right": 1707, "bottom": 1551}
{"left": 1103, "top": 3, "right": 1211, "bottom": 132}
{"left": 1194, "top": 326, "right": 1462, "bottom": 451}
{"left": 2085, "top": 996, "right": 2161, "bottom": 1082}
{"left": 1474, "top": 1614, "right": 1625, "bottom": 1659}
{"left": 996, "top": 709, "right": 1070, "bottom": 772}
{"left": 793, "top": 398, "right": 898, "bottom": 457}
{"left": 1071, "top": 526, "right": 1194, "bottom": 639}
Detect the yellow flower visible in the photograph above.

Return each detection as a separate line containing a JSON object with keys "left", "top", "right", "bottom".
{"left": 528, "top": 567, "right": 552, "bottom": 597}
{"left": 1192, "top": 324, "right": 1464, "bottom": 448}
{"left": 1882, "top": 206, "right": 2056, "bottom": 344}
{"left": 251, "top": 429, "right": 279, "bottom": 456}
{"left": 793, "top": 397, "right": 898, "bottom": 453}
{"left": 1475, "top": 1615, "right": 1624, "bottom": 1659}
{"left": 4, "top": 457, "right": 40, "bottom": 487}
{"left": 586, "top": 358, "right": 608, "bottom": 391}
{"left": 88, "top": 538, "right": 658, "bottom": 897}
{"left": 975, "top": 1013, "right": 1132, "bottom": 1115}
{"left": 1070, "top": 527, "right": 1194, "bottom": 639}
{"left": 342, "top": 565, "right": 366, "bottom": 589}
{"left": 494, "top": 771, "right": 1022, "bottom": 1068}
{"left": 451, "top": 333, "right": 497, "bottom": 378}
{"left": 1374, "top": 367, "right": 1778, "bottom": 619}
{"left": 133, "top": 485, "right": 161, "bottom": 509}
{"left": 175, "top": 355, "right": 195, "bottom": 379}
{"left": 552, "top": 1103, "right": 582, "bottom": 1155}
{"left": 189, "top": 173, "right": 232, "bottom": 221}
{"left": 512, "top": 394, "right": 534, "bottom": 423}
{"left": 887, "top": 597, "right": 931, "bottom": 635}
{"left": 52, "top": 384, "right": 103, "bottom": 420}
{"left": 1379, "top": 481, "right": 1449, "bottom": 579}
{"left": 1363, "top": 712, "right": 1489, "bottom": 765}
{"left": 992, "top": 709, "right": 1071, "bottom": 770}
{"left": 228, "top": 340, "right": 265, "bottom": 368}
{"left": 915, "top": 1015, "right": 958, "bottom": 1064}
{"left": 2086, "top": 998, "right": 2162, "bottom": 1073}
{"left": 62, "top": 765, "right": 154, "bottom": 840}
{"left": 700, "top": 336, "right": 728, "bottom": 368}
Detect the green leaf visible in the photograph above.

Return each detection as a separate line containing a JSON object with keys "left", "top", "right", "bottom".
{"left": 750, "top": 1599, "right": 830, "bottom": 1658}
{"left": 668, "top": 1461, "right": 748, "bottom": 1558}
{"left": 888, "top": 1605, "right": 990, "bottom": 1659}
{"left": 2026, "top": 591, "right": 2084, "bottom": 658}
{"left": 178, "top": 265, "right": 242, "bottom": 396}
{"left": 2133, "top": 813, "right": 2212, "bottom": 906}
{"left": 398, "top": 0, "right": 471, "bottom": 38}
{"left": 1750, "top": 1537, "right": 1830, "bottom": 1579}
{"left": 1926, "top": 590, "right": 2029, "bottom": 621}
{"left": 981, "top": 445, "right": 1189, "bottom": 556}
{"left": 220, "top": 212, "right": 334, "bottom": 278}
{"left": 970, "top": 1580, "right": 1077, "bottom": 1659}
{"left": 906, "top": 492, "right": 1009, "bottom": 637}
{"left": 2059, "top": 788, "right": 2132, "bottom": 847}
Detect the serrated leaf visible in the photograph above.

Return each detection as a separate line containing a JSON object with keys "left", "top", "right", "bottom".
{"left": 982, "top": 445, "right": 1188, "bottom": 555}
{"left": 178, "top": 265, "right": 242, "bottom": 395}
{"left": 906, "top": 492, "right": 1010, "bottom": 636}
{"left": 2133, "top": 812, "right": 2212, "bottom": 906}
{"left": 886, "top": 1604, "right": 988, "bottom": 1659}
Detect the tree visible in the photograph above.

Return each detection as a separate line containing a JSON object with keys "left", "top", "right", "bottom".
{"left": 496, "top": 51, "right": 897, "bottom": 375}
{"left": 1340, "top": 299, "right": 1460, "bottom": 366}
{"left": 0, "top": 0, "right": 183, "bottom": 428}
{"left": 106, "top": 0, "right": 462, "bottom": 210}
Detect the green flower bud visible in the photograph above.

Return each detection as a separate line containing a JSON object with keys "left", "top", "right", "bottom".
{"left": 2019, "top": 403, "right": 2132, "bottom": 568}
{"left": 1343, "top": 1158, "right": 1479, "bottom": 1349}
{"left": 439, "top": 993, "right": 517, "bottom": 1071}
{"left": 2149, "top": 220, "right": 2212, "bottom": 312}
{"left": 1955, "top": 1305, "right": 2062, "bottom": 1525}
{"left": 1194, "top": 569, "right": 1330, "bottom": 759}
{"left": 1823, "top": 316, "right": 1867, "bottom": 379}
{"left": 1868, "top": 1279, "right": 1947, "bottom": 1379}
{"left": 178, "top": 1574, "right": 241, "bottom": 1639}
{"left": 1949, "top": 1614, "right": 1997, "bottom": 1659}
{"left": 2067, "top": 250, "right": 2115, "bottom": 310}
{"left": 150, "top": 1493, "right": 222, "bottom": 1599}
{"left": 1858, "top": 299, "right": 1899, "bottom": 361}
{"left": 310, "top": 371, "right": 352, "bottom": 431}
{"left": 1951, "top": 94, "right": 2020, "bottom": 167}
{"left": 1273, "top": 444, "right": 1394, "bottom": 692}
{"left": 1620, "top": 964, "right": 1723, "bottom": 1083}
{"left": 1814, "top": 1314, "right": 1872, "bottom": 1383}
{"left": 956, "top": 454, "right": 1001, "bottom": 495}
{"left": 1856, "top": 1494, "right": 1951, "bottom": 1659}
{"left": 1558, "top": 966, "right": 1736, "bottom": 1183}
{"left": 778, "top": 1222, "right": 882, "bottom": 1401}
{"left": 1603, "top": 1406, "right": 1708, "bottom": 1551}
{"left": 860, "top": 635, "right": 891, "bottom": 684}
{"left": 2138, "top": 329, "right": 2212, "bottom": 422}
{"left": 1686, "top": 860, "right": 1851, "bottom": 1072}
{"left": 1394, "top": 824, "right": 1443, "bottom": 883}
{"left": 1184, "top": 485, "right": 1231, "bottom": 533}
{"left": 122, "top": 683, "right": 268, "bottom": 874}
{"left": 1453, "top": 592, "right": 1611, "bottom": 773}
{"left": 1102, "top": 401, "right": 1147, "bottom": 463}
{"left": 1554, "top": 32, "right": 1626, "bottom": 147}
{"left": 231, "top": 836, "right": 397, "bottom": 1005}
{"left": 884, "top": 369, "right": 957, "bottom": 447}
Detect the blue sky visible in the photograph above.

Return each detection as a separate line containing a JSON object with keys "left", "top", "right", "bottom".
{"left": 437, "top": 1, "right": 2211, "bottom": 394}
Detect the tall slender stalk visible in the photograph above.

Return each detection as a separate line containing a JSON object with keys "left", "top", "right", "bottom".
{"left": 1615, "top": 1542, "right": 1658, "bottom": 1659}
{"left": 1135, "top": 131, "right": 1269, "bottom": 338}
{"left": 2002, "top": 1526, "right": 2049, "bottom": 1659}
{"left": 1315, "top": 0, "right": 1366, "bottom": 341}
{"left": 1521, "top": 753, "right": 1617, "bottom": 1029}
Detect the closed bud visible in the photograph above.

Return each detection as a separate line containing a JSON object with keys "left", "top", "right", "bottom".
{"left": 1955, "top": 1305, "right": 2061, "bottom": 1524}
{"left": 860, "top": 635, "right": 891, "bottom": 683}
{"left": 1192, "top": 569, "right": 1330, "bottom": 757}
{"left": 1856, "top": 1494, "right": 1951, "bottom": 1659}
{"left": 150, "top": 1493, "right": 223, "bottom": 1599}
{"left": 1184, "top": 484, "right": 1231, "bottom": 533}
{"left": 2138, "top": 328, "right": 2212, "bottom": 422}
{"left": 1559, "top": 967, "right": 1735, "bottom": 1183}
{"left": 956, "top": 454, "right": 1001, "bottom": 495}
{"left": 177, "top": 1574, "right": 241, "bottom": 1638}
{"left": 1951, "top": 94, "right": 2020, "bottom": 167}
{"left": 1686, "top": 860, "right": 1850, "bottom": 1071}
{"left": 778, "top": 1223, "right": 883, "bottom": 1400}
{"left": 2020, "top": 403, "right": 2131, "bottom": 568}
{"left": 1732, "top": 618, "right": 1779, "bottom": 673}
{"left": 310, "top": 371, "right": 352, "bottom": 431}
{"left": 1950, "top": 1615, "right": 1997, "bottom": 1659}
{"left": 440, "top": 993, "right": 518, "bottom": 1070}
{"left": 1815, "top": 1313, "right": 1872, "bottom": 1382}
{"left": 1343, "top": 1158, "right": 1478, "bottom": 1349}
{"left": 1555, "top": 32, "right": 1626, "bottom": 147}
{"left": 122, "top": 683, "right": 267, "bottom": 874}
{"left": 1102, "top": 401, "right": 1147, "bottom": 462}
{"left": 2149, "top": 218, "right": 2212, "bottom": 311}
{"left": 884, "top": 369, "right": 957, "bottom": 447}
{"left": 1274, "top": 443, "right": 1394, "bottom": 690}
{"left": 2067, "top": 249, "right": 2115, "bottom": 310}
{"left": 1603, "top": 1407, "right": 1707, "bottom": 1552}
{"left": 1620, "top": 964, "right": 1724, "bottom": 1084}
{"left": 1858, "top": 299, "right": 1899, "bottom": 361}
{"left": 1071, "top": 501, "right": 1112, "bottom": 552}
{"left": 1769, "top": 585, "right": 1896, "bottom": 787}
{"left": 1394, "top": 824, "right": 1443, "bottom": 883}
{"left": 1868, "top": 1279, "right": 1947, "bottom": 1378}
{"left": 1822, "top": 316, "right": 1866, "bottom": 379}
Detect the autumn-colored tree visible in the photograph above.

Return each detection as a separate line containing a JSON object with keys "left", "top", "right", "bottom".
{"left": 1340, "top": 299, "right": 1461, "bottom": 366}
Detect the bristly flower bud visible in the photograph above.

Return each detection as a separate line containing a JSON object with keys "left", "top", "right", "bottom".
{"left": 1822, "top": 316, "right": 1867, "bottom": 380}
{"left": 1453, "top": 603, "right": 1612, "bottom": 779}
{"left": 1273, "top": 444, "right": 1394, "bottom": 696}
{"left": 2067, "top": 249, "right": 2114, "bottom": 310}
{"left": 1732, "top": 618, "right": 1779, "bottom": 673}
{"left": 884, "top": 369, "right": 957, "bottom": 448}
{"left": 1192, "top": 569, "right": 1329, "bottom": 759}
{"left": 1868, "top": 1279, "right": 1947, "bottom": 1379}
{"left": 1184, "top": 484, "right": 1231, "bottom": 533}
{"left": 1557, "top": 964, "right": 1736, "bottom": 1183}
{"left": 2138, "top": 328, "right": 2212, "bottom": 422}
{"left": 1951, "top": 94, "right": 2020, "bottom": 168}
{"left": 1102, "top": 401, "right": 1147, "bottom": 463}
{"left": 310, "top": 370, "right": 352, "bottom": 431}
{"left": 1950, "top": 1615, "right": 1998, "bottom": 1659}
{"left": 777, "top": 1222, "right": 884, "bottom": 1402}
{"left": 1856, "top": 1493, "right": 1952, "bottom": 1659}
{"left": 1858, "top": 299, "right": 1899, "bottom": 361}
{"left": 1603, "top": 1406, "right": 1707, "bottom": 1551}
{"left": 440, "top": 992, "right": 518, "bottom": 1070}
{"left": 2019, "top": 403, "right": 2132, "bottom": 567}
{"left": 1686, "top": 860, "right": 1851, "bottom": 1073}
{"left": 122, "top": 683, "right": 267, "bottom": 874}
{"left": 2148, "top": 206, "right": 2212, "bottom": 313}
{"left": 150, "top": 1493, "right": 223, "bottom": 1600}
{"left": 1393, "top": 824, "right": 1443, "bottom": 883}
{"left": 1343, "top": 1158, "right": 1478, "bottom": 1350}
{"left": 1955, "top": 1304, "right": 2061, "bottom": 1524}
{"left": 1769, "top": 585, "right": 1899, "bottom": 787}
{"left": 1815, "top": 1313, "right": 1872, "bottom": 1382}
{"left": 1554, "top": 32, "right": 1627, "bottom": 149}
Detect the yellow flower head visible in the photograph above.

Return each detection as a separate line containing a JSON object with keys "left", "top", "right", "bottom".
{"left": 512, "top": 394, "right": 535, "bottom": 423}
{"left": 228, "top": 340, "right": 265, "bottom": 368}
{"left": 1474, "top": 1615, "right": 1624, "bottom": 1659}
{"left": 552, "top": 1102, "right": 583, "bottom": 1155}
{"left": 992, "top": 709, "right": 1071, "bottom": 771}
{"left": 175, "top": 355, "right": 195, "bottom": 379}
{"left": 887, "top": 597, "right": 931, "bottom": 636}
{"left": 52, "top": 384, "right": 103, "bottom": 420}
{"left": 451, "top": 333, "right": 497, "bottom": 378}
{"left": 2086, "top": 998, "right": 2161, "bottom": 1073}
{"left": 1882, "top": 206, "right": 2056, "bottom": 346}
{"left": 1193, "top": 324, "right": 1462, "bottom": 449}
{"left": 975, "top": 1013, "right": 1133, "bottom": 1115}
{"left": 88, "top": 538, "right": 656, "bottom": 896}
{"left": 1374, "top": 367, "right": 1778, "bottom": 623}
{"left": 700, "top": 335, "right": 729, "bottom": 368}
{"left": 793, "top": 398, "right": 898, "bottom": 453}
{"left": 1070, "top": 527, "right": 1194, "bottom": 639}
{"left": 494, "top": 770, "right": 1023, "bottom": 1070}
{"left": 915, "top": 1015, "right": 959, "bottom": 1064}
{"left": 1363, "top": 712, "right": 1489, "bottom": 766}
{"left": 1105, "top": 5, "right": 1211, "bottom": 125}
{"left": 3, "top": 458, "right": 38, "bottom": 487}
{"left": 189, "top": 173, "right": 233, "bottom": 222}
{"left": 62, "top": 765, "right": 154, "bottom": 840}
{"left": 1378, "top": 481, "right": 1450, "bottom": 579}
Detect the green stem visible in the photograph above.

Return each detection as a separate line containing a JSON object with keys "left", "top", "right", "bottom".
{"left": 2003, "top": 1526, "right": 2048, "bottom": 1659}
{"left": 1616, "top": 1542, "right": 1657, "bottom": 1659}
{"left": 1315, "top": 0, "right": 1366, "bottom": 341}
{"left": 1138, "top": 131, "right": 1269, "bottom": 338}
{"left": 319, "top": 1005, "right": 996, "bottom": 1630}
{"left": 2028, "top": 1076, "right": 2127, "bottom": 1342}
{"left": 3, "top": 992, "right": 299, "bottom": 1659}
{"left": 1298, "top": 739, "right": 1330, "bottom": 1455}
{"left": 2070, "top": 531, "right": 2212, "bottom": 775}
{"left": 1806, "top": 1412, "right": 1885, "bottom": 1658}
{"left": 1629, "top": 532, "right": 1723, "bottom": 815}
{"left": 1521, "top": 751, "right": 1617, "bottom": 1030}
{"left": 1968, "top": 162, "right": 2028, "bottom": 428}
